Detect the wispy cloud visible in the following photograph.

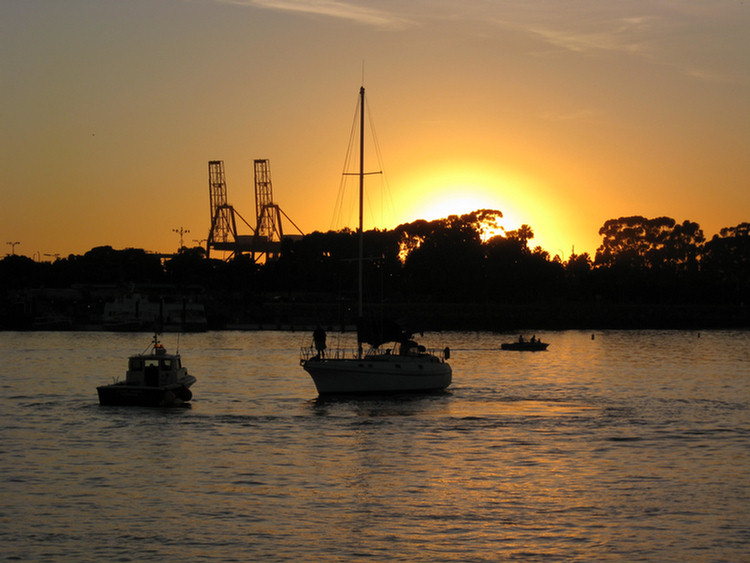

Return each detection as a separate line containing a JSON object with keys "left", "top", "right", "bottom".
{"left": 514, "top": 14, "right": 663, "bottom": 57}
{"left": 683, "top": 67, "right": 738, "bottom": 84}
{"left": 212, "top": 0, "right": 745, "bottom": 83}
{"left": 217, "top": 0, "right": 413, "bottom": 29}
{"left": 496, "top": 9, "right": 741, "bottom": 84}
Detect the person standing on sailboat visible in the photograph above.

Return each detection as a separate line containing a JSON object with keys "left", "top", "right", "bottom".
{"left": 313, "top": 326, "right": 327, "bottom": 359}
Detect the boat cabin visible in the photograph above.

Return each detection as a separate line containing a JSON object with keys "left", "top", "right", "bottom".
{"left": 125, "top": 346, "right": 185, "bottom": 387}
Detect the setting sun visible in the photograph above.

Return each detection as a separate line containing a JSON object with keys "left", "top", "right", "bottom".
{"left": 394, "top": 162, "right": 532, "bottom": 237}
{"left": 344, "top": 154, "right": 593, "bottom": 259}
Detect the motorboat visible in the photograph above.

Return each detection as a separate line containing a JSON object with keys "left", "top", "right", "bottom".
{"left": 97, "top": 333, "right": 196, "bottom": 406}
{"left": 299, "top": 87, "right": 452, "bottom": 395}
{"left": 501, "top": 337, "right": 549, "bottom": 351}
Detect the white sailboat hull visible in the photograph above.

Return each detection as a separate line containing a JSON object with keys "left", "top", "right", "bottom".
{"left": 302, "top": 355, "right": 452, "bottom": 395}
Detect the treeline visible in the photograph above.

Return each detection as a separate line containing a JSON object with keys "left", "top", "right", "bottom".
{"left": 266, "top": 212, "right": 749, "bottom": 305}
{"left": 2, "top": 211, "right": 749, "bottom": 329}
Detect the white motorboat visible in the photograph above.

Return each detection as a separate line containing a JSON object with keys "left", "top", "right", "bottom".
{"left": 300, "top": 87, "right": 452, "bottom": 395}
{"left": 97, "top": 333, "right": 196, "bottom": 406}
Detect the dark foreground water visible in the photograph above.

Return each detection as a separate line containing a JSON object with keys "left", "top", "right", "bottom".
{"left": 1, "top": 330, "right": 748, "bottom": 562}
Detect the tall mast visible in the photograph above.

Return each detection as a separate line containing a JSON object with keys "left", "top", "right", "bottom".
{"left": 357, "top": 86, "right": 365, "bottom": 321}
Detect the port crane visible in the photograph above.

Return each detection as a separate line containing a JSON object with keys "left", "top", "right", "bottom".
{"left": 206, "top": 159, "right": 302, "bottom": 261}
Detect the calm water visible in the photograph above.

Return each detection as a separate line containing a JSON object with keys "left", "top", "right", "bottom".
{"left": 1, "top": 330, "right": 748, "bottom": 562}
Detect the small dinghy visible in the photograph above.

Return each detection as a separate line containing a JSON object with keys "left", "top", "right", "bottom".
{"left": 501, "top": 336, "right": 549, "bottom": 351}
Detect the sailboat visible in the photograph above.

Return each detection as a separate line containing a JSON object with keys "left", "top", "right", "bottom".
{"left": 300, "top": 87, "right": 453, "bottom": 395}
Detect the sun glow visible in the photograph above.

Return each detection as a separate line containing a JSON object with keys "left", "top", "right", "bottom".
{"left": 358, "top": 158, "right": 576, "bottom": 255}
{"left": 396, "top": 162, "right": 530, "bottom": 237}
{"left": 420, "top": 195, "right": 490, "bottom": 222}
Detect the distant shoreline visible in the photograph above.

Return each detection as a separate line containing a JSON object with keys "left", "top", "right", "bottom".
{"left": 4, "top": 300, "right": 747, "bottom": 332}
{"left": 236, "top": 301, "right": 750, "bottom": 332}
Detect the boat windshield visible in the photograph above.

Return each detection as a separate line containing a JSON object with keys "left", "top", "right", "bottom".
{"left": 129, "top": 356, "right": 180, "bottom": 371}
{"left": 160, "top": 358, "right": 180, "bottom": 370}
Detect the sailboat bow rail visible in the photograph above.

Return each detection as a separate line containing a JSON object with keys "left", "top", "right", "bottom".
{"left": 300, "top": 345, "right": 450, "bottom": 364}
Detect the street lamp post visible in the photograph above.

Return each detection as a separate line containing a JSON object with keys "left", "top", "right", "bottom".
{"left": 172, "top": 228, "right": 190, "bottom": 251}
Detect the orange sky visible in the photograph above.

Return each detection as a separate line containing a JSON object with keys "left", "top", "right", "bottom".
{"left": 2, "top": 1, "right": 749, "bottom": 260}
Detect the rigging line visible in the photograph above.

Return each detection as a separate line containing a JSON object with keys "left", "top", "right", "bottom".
{"left": 331, "top": 93, "right": 363, "bottom": 231}
{"left": 363, "top": 93, "right": 396, "bottom": 230}
{"left": 332, "top": 91, "right": 381, "bottom": 232}
{"left": 332, "top": 88, "right": 397, "bottom": 233}
{"left": 332, "top": 101, "right": 356, "bottom": 230}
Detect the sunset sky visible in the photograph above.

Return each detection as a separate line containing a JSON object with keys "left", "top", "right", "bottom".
{"left": 3, "top": 0, "right": 749, "bottom": 260}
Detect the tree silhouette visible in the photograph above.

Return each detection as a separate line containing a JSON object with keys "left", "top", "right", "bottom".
{"left": 702, "top": 222, "right": 750, "bottom": 301}
{"left": 399, "top": 214, "right": 484, "bottom": 300}
{"left": 596, "top": 216, "right": 680, "bottom": 269}
{"left": 657, "top": 220, "right": 704, "bottom": 272}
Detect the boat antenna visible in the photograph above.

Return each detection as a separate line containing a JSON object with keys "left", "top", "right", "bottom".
{"left": 142, "top": 331, "right": 159, "bottom": 355}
